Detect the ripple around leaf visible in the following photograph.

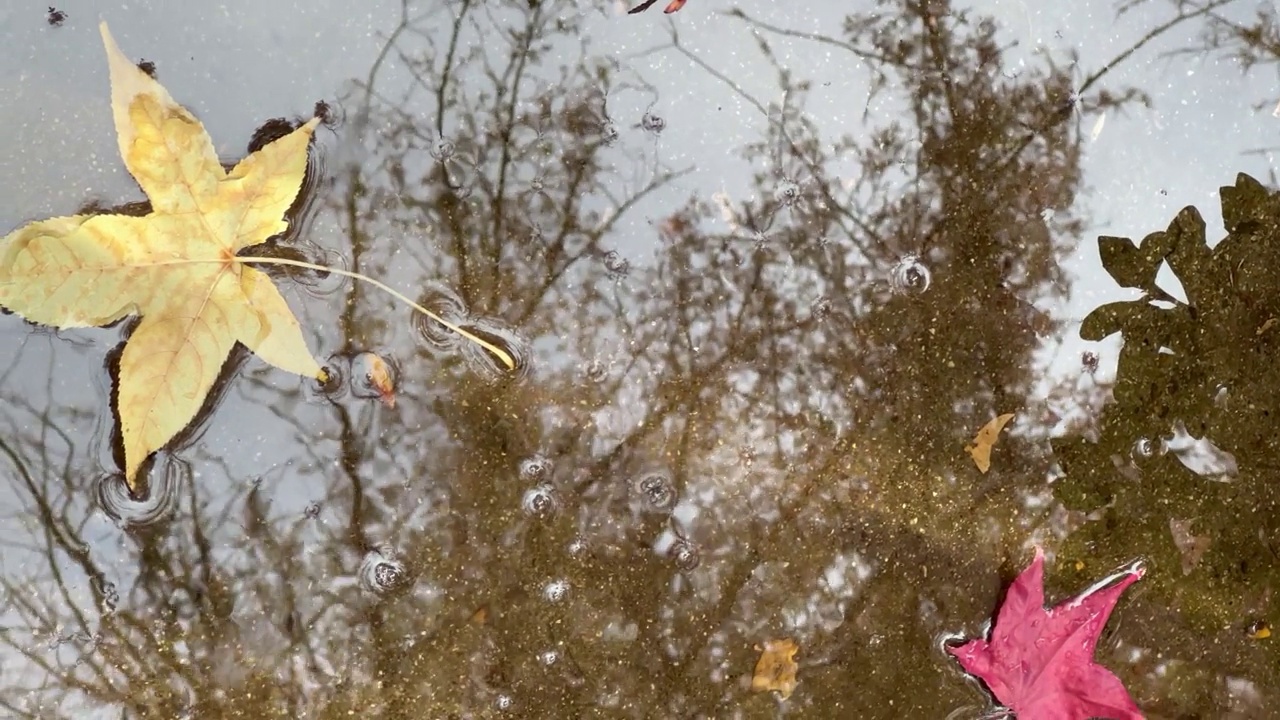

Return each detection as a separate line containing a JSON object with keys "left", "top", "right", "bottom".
{"left": 305, "top": 353, "right": 349, "bottom": 404}
{"left": 458, "top": 318, "right": 532, "bottom": 381}
{"left": 291, "top": 245, "right": 350, "bottom": 297}
{"left": 96, "top": 460, "right": 179, "bottom": 527}
{"left": 412, "top": 283, "right": 471, "bottom": 354}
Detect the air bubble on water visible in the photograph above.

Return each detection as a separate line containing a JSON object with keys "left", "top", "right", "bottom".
{"left": 640, "top": 112, "right": 666, "bottom": 134}
{"left": 303, "top": 502, "right": 322, "bottom": 519}
{"left": 519, "top": 455, "right": 553, "bottom": 483}
{"left": 567, "top": 536, "right": 589, "bottom": 557}
{"left": 585, "top": 357, "right": 609, "bottom": 383}
{"left": 671, "top": 540, "right": 701, "bottom": 571}
{"left": 458, "top": 317, "right": 532, "bottom": 381}
{"left": 810, "top": 296, "right": 832, "bottom": 320}
{"left": 538, "top": 649, "right": 560, "bottom": 666}
{"left": 495, "top": 694, "right": 515, "bottom": 711}
{"left": 1131, "top": 437, "right": 1156, "bottom": 460}
{"left": 600, "top": 122, "right": 620, "bottom": 145}
{"left": 543, "top": 579, "right": 570, "bottom": 603}
{"left": 92, "top": 578, "right": 119, "bottom": 614}
{"left": 359, "top": 548, "right": 408, "bottom": 594}
{"left": 773, "top": 179, "right": 801, "bottom": 206}
{"left": 522, "top": 485, "right": 562, "bottom": 520}
{"left": 602, "top": 250, "right": 630, "bottom": 279}
{"left": 889, "top": 254, "right": 931, "bottom": 294}
{"left": 633, "top": 471, "right": 677, "bottom": 513}
{"left": 429, "top": 138, "right": 456, "bottom": 162}
{"left": 413, "top": 283, "right": 470, "bottom": 354}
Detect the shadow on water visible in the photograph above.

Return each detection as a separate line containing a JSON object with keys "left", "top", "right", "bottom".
{"left": 3, "top": 0, "right": 1280, "bottom": 717}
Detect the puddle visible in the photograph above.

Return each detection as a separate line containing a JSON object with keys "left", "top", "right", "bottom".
{"left": 1, "top": 0, "right": 1278, "bottom": 716}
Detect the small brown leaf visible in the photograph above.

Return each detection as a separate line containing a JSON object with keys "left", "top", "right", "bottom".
{"left": 354, "top": 352, "right": 396, "bottom": 408}
{"left": 751, "top": 638, "right": 799, "bottom": 700}
{"left": 965, "top": 413, "right": 1015, "bottom": 473}
{"left": 1168, "top": 517, "right": 1210, "bottom": 576}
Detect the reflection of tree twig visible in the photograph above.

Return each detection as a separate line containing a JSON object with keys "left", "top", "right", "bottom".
{"left": 989, "top": 0, "right": 1232, "bottom": 176}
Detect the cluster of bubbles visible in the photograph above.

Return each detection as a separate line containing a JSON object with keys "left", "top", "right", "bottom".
{"left": 411, "top": 283, "right": 532, "bottom": 380}
{"left": 626, "top": 470, "right": 701, "bottom": 570}
{"left": 520, "top": 453, "right": 563, "bottom": 521}
{"left": 358, "top": 546, "right": 408, "bottom": 594}
{"left": 889, "top": 254, "right": 932, "bottom": 294}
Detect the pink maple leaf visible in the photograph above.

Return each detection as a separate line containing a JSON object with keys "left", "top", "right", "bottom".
{"left": 948, "top": 547, "right": 1145, "bottom": 720}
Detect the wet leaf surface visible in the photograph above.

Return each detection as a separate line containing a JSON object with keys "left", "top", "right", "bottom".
{"left": 948, "top": 548, "right": 1144, "bottom": 720}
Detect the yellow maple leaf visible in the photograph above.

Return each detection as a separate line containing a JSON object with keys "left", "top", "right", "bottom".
{"left": 0, "top": 22, "right": 324, "bottom": 490}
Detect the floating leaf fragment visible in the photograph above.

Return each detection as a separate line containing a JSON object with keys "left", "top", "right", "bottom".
{"left": 965, "top": 412, "right": 1015, "bottom": 473}
{"left": 352, "top": 351, "right": 397, "bottom": 408}
{"left": 751, "top": 638, "right": 799, "bottom": 700}
{"left": 627, "top": 0, "right": 687, "bottom": 14}
{"left": 1168, "top": 517, "right": 1210, "bottom": 576}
